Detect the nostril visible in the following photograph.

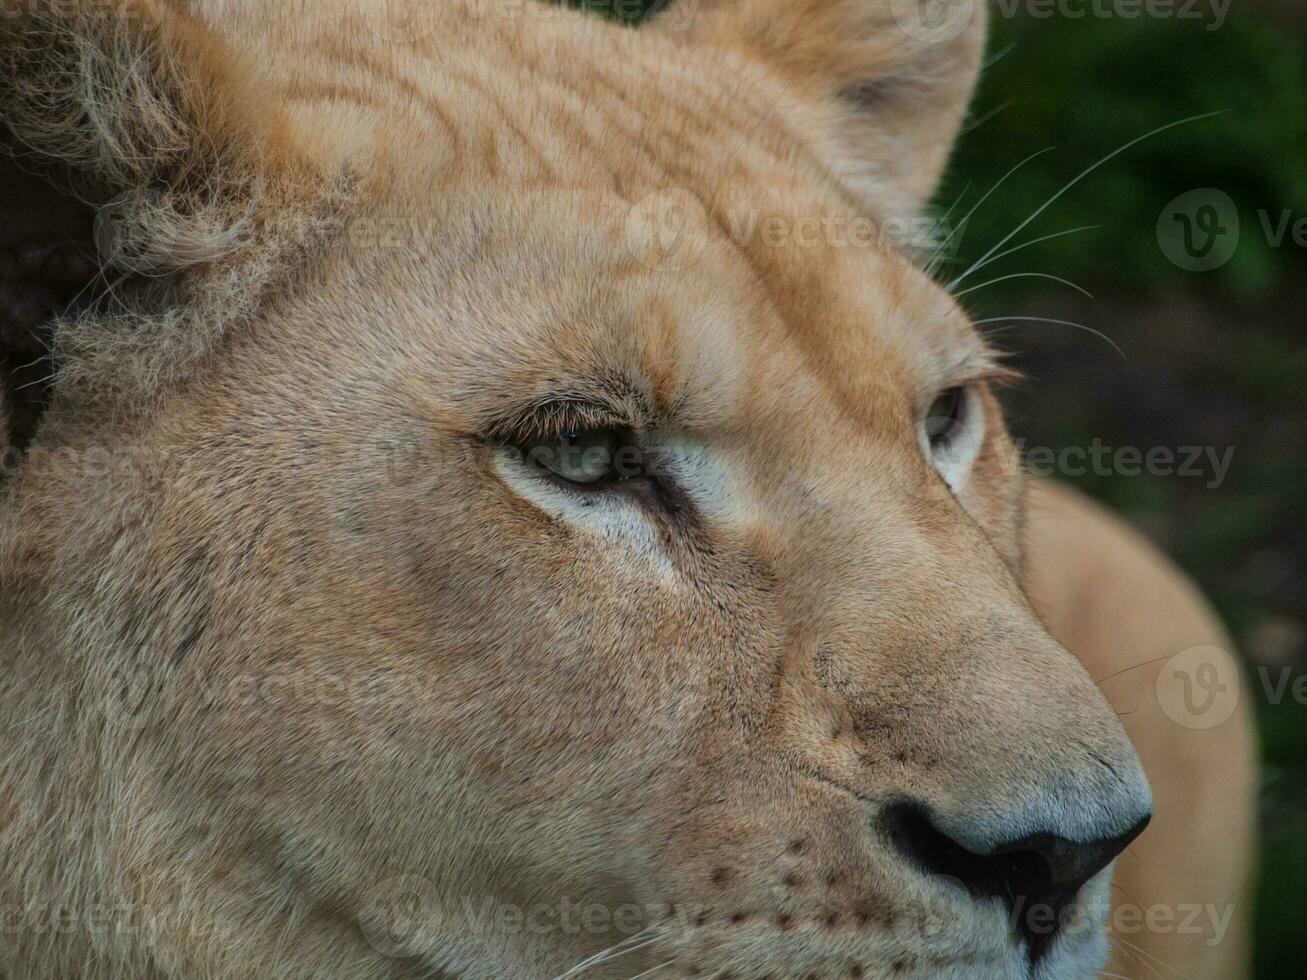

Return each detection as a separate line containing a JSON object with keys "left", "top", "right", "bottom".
{"left": 885, "top": 802, "right": 1150, "bottom": 964}
{"left": 884, "top": 802, "right": 1039, "bottom": 903}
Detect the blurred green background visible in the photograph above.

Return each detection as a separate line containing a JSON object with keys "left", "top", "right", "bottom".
{"left": 933, "top": 9, "right": 1307, "bottom": 978}
{"left": 585, "top": 0, "right": 1307, "bottom": 974}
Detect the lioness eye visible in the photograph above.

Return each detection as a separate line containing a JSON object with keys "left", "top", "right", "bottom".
{"left": 925, "top": 386, "right": 967, "bottom": 451}
{"left": 520, "top": 426, "right": 641, "bottom": 486}
{"left": 922, "top": 385, "right": 985, "bottom": 492}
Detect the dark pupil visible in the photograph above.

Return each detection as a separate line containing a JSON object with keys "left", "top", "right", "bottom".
{"left": 523, "top": 426, "right": 643, "bottom": 485}
{"left": 926, "top": 388, "right": 963, "bottom": 445}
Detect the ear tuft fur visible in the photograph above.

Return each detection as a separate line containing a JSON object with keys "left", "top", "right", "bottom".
{"left": 652, "top": 0, "right": 987, "bottom": 218}
{"left": 1, "top": 0, "right": 268, "bottom": 274}
{"left": 0, "top": 0, "right": 329, "bottom": 420}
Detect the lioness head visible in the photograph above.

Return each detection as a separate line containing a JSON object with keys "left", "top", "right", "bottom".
{"left": 0, "top": 1, "right": 1152, "bottom": 977}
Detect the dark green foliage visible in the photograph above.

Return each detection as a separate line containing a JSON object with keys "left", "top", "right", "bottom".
{"left": 942, "top": 11, "right": 1307, "bottom": 303}
{"left": 946, "top": 18, "right": 1307, "bottom": 977}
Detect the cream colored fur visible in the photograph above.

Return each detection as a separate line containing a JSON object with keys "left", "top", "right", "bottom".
{"left": 0, "top": 2, "right": 1253, "bottom": 978}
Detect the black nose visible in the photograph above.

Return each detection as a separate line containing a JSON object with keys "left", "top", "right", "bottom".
{"left": 886, "top": 802, "right": 1150, "bottom": 964}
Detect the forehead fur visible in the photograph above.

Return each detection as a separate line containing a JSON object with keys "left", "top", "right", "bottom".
{"left": 2, "top": 0, "right": 987, "bottom": 427}
{"left": 231, "top": 3, "right": 982, "bottom": 434}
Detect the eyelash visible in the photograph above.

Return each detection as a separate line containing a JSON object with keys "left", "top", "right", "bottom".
{"left": 487, "top": 401, "right": 629, "bottom": 443}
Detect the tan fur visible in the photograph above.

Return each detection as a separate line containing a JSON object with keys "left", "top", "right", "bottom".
{"left": 0, "top": 2, "right": 1252, "bottom": 978}
{"left": 1023, "top": 481, "right": 1256, "bottom": 980}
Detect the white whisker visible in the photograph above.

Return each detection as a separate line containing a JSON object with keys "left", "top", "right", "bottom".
{"left": 1112, "top": 934, "right": 1192, "bottom": 979}
{"left": 936, "top": 181, "right": 973, "bottom": 225}
{"left": 959, "top": 98, "right": 1013, "bottom": 137}
{"left": 972, "top": 316, "right": 1125, "bottom": 360}
{"left": 928, "top": 147, "right": 1056, "bottom": 274}
{"left": 949, "top": 224, "right": 1101, "bottom": 288}
{"left": 983, "top": 40, "right": 1018, "bottom": 71}
{"left": 626, "top": 960, "right": 677, "bottom": 980}
{"left": 553, "top": 929, "right": 662, "bottom": 980}
{"left": 950, "top": 110, "right": 1225, "bottom": 289}
{"left": 953, "top": 272, "right": 1093, "bottom": 299}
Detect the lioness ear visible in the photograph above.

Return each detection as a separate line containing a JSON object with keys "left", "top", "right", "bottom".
{"left": 1, "top": 0, "right": 318, "bottom": 444}
{"left": 650, "top": 0, "right": 986, "bottom": 217}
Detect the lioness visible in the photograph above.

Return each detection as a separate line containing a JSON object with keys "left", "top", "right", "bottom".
{"left": 0, "top": 1, "right": 1255, "bottom": 978}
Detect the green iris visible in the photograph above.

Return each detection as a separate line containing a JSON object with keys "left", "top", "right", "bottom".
{"left": 522, "top": 427, "right": 639, "bottom": 486}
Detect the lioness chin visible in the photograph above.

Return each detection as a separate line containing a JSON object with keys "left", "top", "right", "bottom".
{"left": 0, "top": 1, "right": 1253, "bottom": 978}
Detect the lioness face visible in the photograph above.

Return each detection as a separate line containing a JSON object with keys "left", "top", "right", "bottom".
{"left": 0, "top": 2, "right": 1151, "bottom": 978}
